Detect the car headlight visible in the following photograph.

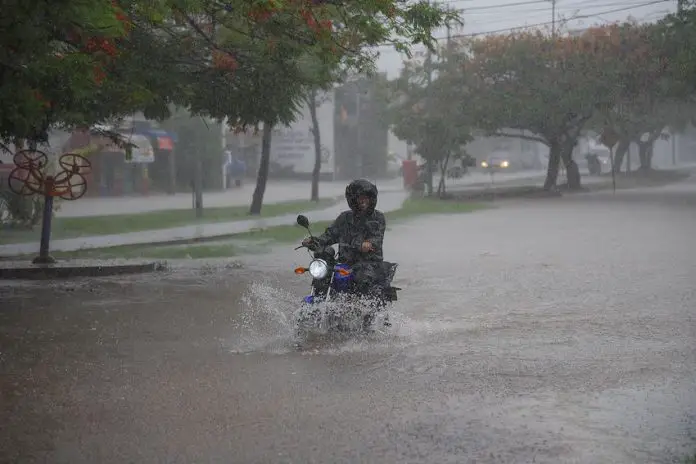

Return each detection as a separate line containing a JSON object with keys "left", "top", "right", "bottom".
{"left": 481, "top": 161, "right": 489, "bottom": 168}
{"left": 501, "top": 160, "right": 509, "bottom": 167}
{"left": 308, "top": 259, "right": 329, "bottom": 279}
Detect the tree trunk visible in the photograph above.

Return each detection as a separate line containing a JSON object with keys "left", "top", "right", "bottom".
{"left": 638, "top": 130, "right": 662, "bottom": 171}
{"left": 561, "top": 136, "right": 582, "bottom": 190}
{"left": 425, "top": 159, "right": 434, "bottom": 196}
{"left": 436, "top": 152, "right": 451, "bottom": 198}
{"left": 564, "top": 158, "right": 582, "bottom": 189}
{"left": 308, "top": 90, "right": 321, "bottom": 202}
{"left": 194, "top": 155, "right": 203, "bottom": 218}
{"left": 627, "top": 143, "right": 632, "bottom": 173}
{"left": 561, "top": 149, "right": 581, "bottom": 190}
{"left": 613, "top": 137, "right": 630, "bottom": 174}
{"left": 637, "top": 142, "right": 652, "bottom": 170}
{"left": 249, "top": 123, "right": 272, "bottom": 215}
{"left": 543, "top": 141, "right": 562, "bottom": 190}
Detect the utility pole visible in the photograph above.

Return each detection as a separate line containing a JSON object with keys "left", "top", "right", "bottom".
{"left": 424, "top": 3, "right": 434, "bottom": 196}
{"left": 550, "top": 0, "right": 556, "bottom": 37}
{"left": 356, "top": 81, "right": 362, "bottom": 178}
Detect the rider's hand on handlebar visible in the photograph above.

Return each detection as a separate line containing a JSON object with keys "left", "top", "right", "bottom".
{"left": 302, "top": 237, "right": 318, "bottom": 249}
{"left": 360, "top": 241, "right": 374, "bottom": 253}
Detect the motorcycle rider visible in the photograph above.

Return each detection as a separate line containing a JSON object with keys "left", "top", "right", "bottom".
{"left": 302, "top": 179, "right": 387, "bottom": 299}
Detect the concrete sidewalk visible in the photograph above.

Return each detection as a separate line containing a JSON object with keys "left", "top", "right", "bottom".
{"left": 56, "top": 179, "right": 404, "bottom": 218}
{"left": 0, "top": 191, "right": 410, "bottom": 257}
{"left": 56, "top": 171, "right": 547, "bottom": 218}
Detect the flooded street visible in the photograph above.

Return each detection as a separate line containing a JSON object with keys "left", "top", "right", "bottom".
{"left": 2, "top": 180, "right": 696, "bottom": 463}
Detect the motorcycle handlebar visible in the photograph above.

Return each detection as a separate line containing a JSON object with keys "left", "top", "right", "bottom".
{"left": 296, "top": 240, "right": 364, "bottom": 253}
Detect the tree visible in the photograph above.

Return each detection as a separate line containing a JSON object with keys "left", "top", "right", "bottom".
{"left": 390, "top": 45, "right": 474, "bottom": 196}
{"left": 600, "top": 102, "right": 682, "bottom": 172}
{"left": 0, "top": 0, "right": 451, "bottom": 142}
{"left": 0, "top": 0, "right": 135, "bottom": 144}
{"left": 297, "top": 52, "right": 345, "bottom": 203}
{"left": 200, "top": 0, "right": 455, "bottom": 213}
{"left": 658, "top": 2, "right": 696, "bottom": 101}
{"left": 1, "top": 0, "right": 454, "bottom": 220}
{"left": 456, "top": 28, "right": 636, "bottom": 190}
{"left": 592, "top": 22, "right": 676, "bottom": 172}
{"left": 306, "top": 88, "right": 327, "bottom": 202}
{"left": 249, "top": 123, "right": 272, "bottom": 215}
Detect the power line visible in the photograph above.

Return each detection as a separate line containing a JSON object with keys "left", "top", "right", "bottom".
{"left": 463, "top": 1, "right": 664, "bottom": 18}
{"left": 447, "top": 0, "right": 670, "bottom": 32}
{"left": 554, "top": 0, "right": 670, "bottom": 8}
{"left": 443, "top": 0, "right": 670, "bottom": 38}
{"left": 456, "top": 0, "right": 549, "bottom": 11}
{"left": 373, "top": 0, "right": 671, "bottom": 51}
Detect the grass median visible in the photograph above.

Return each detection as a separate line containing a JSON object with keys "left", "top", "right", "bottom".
{"left": 0, "top": 198, "right": 335, "bottom": 245}
{"left": 6, "top": 197, "right": 485, "bottom": 261}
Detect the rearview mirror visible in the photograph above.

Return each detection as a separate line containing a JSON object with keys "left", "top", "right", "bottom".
{"left": 296, "top": 215, "right": 310, "bottom": 229}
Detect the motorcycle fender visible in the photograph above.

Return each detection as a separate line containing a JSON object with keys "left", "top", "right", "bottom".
{"left": 385, "top": 286, "right": 400, "bottom": 302}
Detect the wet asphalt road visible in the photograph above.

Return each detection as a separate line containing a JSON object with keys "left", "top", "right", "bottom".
{"left": 1, "top": 179, "right": 695, "bottom": 463}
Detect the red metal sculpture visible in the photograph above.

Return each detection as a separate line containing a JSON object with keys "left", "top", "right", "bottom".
{"left": 8, "top": 150, "right": 91, "bottom": 264}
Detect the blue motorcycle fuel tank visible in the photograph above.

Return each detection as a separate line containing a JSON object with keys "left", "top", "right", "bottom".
{"left": 332, "top": 264, "right": 353, "bottom": 292}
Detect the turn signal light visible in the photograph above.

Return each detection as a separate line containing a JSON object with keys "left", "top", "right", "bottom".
{"left": 294, "top": 267, "right": 307, "bottom": 274}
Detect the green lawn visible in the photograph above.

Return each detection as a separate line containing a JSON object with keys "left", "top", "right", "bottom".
{"left": 0, "top": 198, "right": 334, "bottom": 245}
{"left": 14, "top": 197, "right": 485, "bottom": 261}
{"left": 232, "top": 196, "right": 487, "bottom": 244}
{"left": 388, "top": 196, "right": 488, "bottom": 221}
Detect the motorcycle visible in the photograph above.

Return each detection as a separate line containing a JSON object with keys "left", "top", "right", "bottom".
{"left": 293, "top": 214, "right": 400, "bottom": 335}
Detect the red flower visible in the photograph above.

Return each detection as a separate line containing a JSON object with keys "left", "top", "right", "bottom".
{"left": 32, "top": 90, "right": 51, "bottom": 109}
{"left": 212, "top": 50, "right": 238, "bottom": 72}
{"left": 93, "top": 65, "right": 107, "bottom": 84}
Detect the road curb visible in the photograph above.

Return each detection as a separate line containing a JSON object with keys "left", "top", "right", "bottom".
{"left": 0, "top": 260, "right": 167, "bottom": 279}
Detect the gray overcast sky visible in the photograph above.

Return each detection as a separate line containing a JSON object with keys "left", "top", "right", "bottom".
{"left": 375, "top": 0, "right": 677, "bottom": 77}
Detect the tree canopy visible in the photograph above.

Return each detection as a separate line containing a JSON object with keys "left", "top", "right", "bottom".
{"left": 0, "top": 0, "right": 453, "bottom": 145}
{"left": 390, "top": 45, "right": 474, "bottom": 195}
{"left": 389, "top": 15, "right": 696, "bottom": 192}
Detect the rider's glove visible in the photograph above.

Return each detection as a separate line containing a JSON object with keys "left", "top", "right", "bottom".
{"left": 302, "top": 237, "right": 319, "bottom": 250}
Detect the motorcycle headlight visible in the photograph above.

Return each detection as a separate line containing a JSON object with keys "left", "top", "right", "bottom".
{"left": 308, "top": 259, "right": 329, "bottom": 279}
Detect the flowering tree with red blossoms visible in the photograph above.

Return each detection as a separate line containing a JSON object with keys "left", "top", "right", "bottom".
{"left": 0, "top": 0, "right": 451, "bottom": 147}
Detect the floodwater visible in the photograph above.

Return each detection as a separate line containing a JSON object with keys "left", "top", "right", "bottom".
{"left": 2, "top": 179, "right": 696, "bottom": 463}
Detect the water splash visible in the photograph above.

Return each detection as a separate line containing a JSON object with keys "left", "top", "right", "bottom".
{"left": 223, "top": 280, "right": 469, "bottom": 356}
{"left": 227, "top": 280, "right": 298, "bottom": 354}
{"left": 225, "top": 281, "right": 404, "bottom": 354}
